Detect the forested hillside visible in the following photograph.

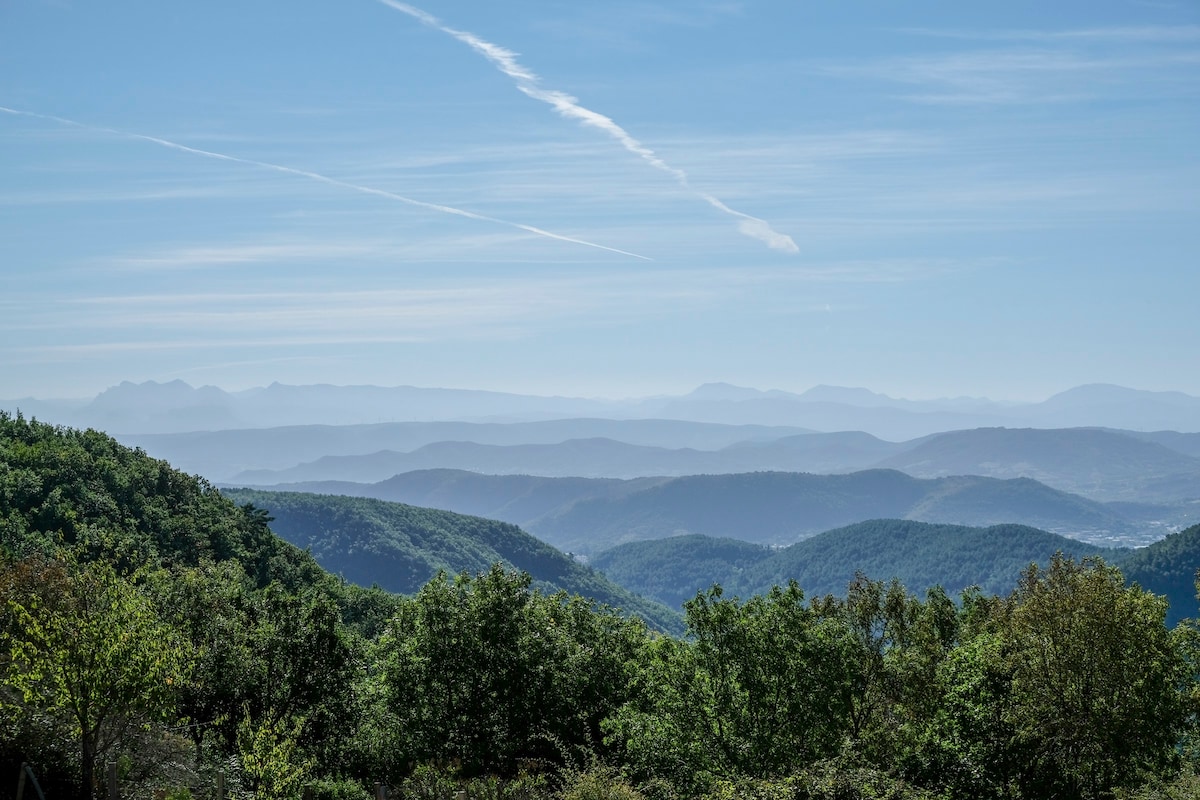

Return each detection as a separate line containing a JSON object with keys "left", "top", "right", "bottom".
{"left": 589, "top": 520, "right": 1112, "bottom": 610}
{"left": 3, "top": 412, "right": 1200, "bottom": 800}
{"left": 220, "top": 488, "right": 680, "bottom": 632}
{"left": 1120, "top": 523, "right": 1200, "bottom": 626}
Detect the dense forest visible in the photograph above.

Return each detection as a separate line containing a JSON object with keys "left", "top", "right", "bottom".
{"left": 3, "top": 412, "right": 1200, "bottom": 800}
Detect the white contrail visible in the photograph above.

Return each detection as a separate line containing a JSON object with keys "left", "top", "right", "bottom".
{"left": 0, "top": 105, "right": 651, "bottom": 261}
{"left": 379, "top": 0, "right": 799, "bottom": 254}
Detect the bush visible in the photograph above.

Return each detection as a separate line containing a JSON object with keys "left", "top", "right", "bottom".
{"left": 309, "top": 778, "right": 373, "bottom": 800}
{"left": 560, "top": 768, "right": 645, "bottom": 800}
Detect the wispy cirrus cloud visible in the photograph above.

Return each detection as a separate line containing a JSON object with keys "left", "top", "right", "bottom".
{"left": 0, "top": 106, "right": 650, "bottom": 261}
{"left": 897, "top": 24, "right": 1200, "bottom": 43}
{"left": 830, "top": 25, "right": 1200, "bottom": 105}
{"left": 377, "top": 0, "right": 798, "bottom": 254}
{"left": 6, "top": 258, "right": 969, "bottom": 345}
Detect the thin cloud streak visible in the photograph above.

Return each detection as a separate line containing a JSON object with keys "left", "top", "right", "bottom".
{"left": 898, "top": 25, "right": 1200, "bottom": 43}
{"left": 378, "top": 0, "right": 799, "bottom": 254}
{"left": 0, "top": 106, "right": 651, "bottom": 261}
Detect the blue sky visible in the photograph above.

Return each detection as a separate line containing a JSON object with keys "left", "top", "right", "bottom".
{"left": 2, "top": 0, "right": 1198, "bottom": 401}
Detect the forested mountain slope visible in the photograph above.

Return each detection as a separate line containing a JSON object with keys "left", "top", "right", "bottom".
{"left": 221, "top": 488, "right": 680, "bottom": 632}
{"left": 589, "top": 520, "right": 1112, "bottom": 610}
{"left": 0, "top": 412, "right": 327, "bottom": 592}
{"left": 591, "top": 519, "right": 1200, "bottom": 624}
{"left": 1120, "top": 522, "right": 1200, "bottom": 626}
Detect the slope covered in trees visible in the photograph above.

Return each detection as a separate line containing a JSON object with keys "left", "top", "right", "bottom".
{"left": 589, "top": 520, "right": 1112, "bottom": 610}
{"left": 221, "top": 488, "right": 680, "bottom": 632}
{"left": 1120, "top": 522, "right": 1200, "bottom": 626}
{"left": 0, "top": 412, "right": 327, "bottom": 591}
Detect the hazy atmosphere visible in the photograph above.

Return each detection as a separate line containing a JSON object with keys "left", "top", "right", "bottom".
{"left": 3, "top": 0, "right": 1198, "bottom": 401}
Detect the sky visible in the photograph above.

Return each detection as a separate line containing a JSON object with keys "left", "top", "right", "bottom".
{"left": 2, "top": 0, "right": 1198, "bottom": 402}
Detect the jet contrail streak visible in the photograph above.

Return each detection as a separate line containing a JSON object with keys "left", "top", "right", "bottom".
{"left": 379, "top": 0, "right": 799, "bottom": 254}
{"left": 0, "top": 105, "right": 652, "bottom": 261}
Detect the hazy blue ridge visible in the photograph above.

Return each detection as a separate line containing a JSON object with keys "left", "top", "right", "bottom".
{"left": 526, "top": 469, "right": 1146, "bottom": 553}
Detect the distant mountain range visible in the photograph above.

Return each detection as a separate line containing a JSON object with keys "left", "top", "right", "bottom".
{"left": 13, "top": 381, "right": 1198, "bottom": 548}
{"left": 220, "top": 427, "right": 1200, "bottom": 507}
{"left": 235, "top": 467, "right": 1185, "bottom": 552}
{"left": 8, "top": 379, "right": 1200, "bottom": 438}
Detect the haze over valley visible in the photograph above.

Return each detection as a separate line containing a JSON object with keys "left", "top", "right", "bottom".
{"left": 5, "top": 379, "right": 1199, "bottom": 552}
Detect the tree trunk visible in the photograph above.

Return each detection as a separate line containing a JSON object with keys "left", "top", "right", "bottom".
{"left": 80, "top": 726, "right": 96, "bottom": 800}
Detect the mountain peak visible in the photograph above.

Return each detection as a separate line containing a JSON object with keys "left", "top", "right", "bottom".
{"left": 685, "top": 383, "right": 768, "bottom": 402}
{"left": 797, "top": 385, "right": 895, "bottom": 407}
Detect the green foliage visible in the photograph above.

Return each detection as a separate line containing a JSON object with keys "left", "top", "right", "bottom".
{"left": 391, "top": 764, "right": 552, "bottom": 800}
{"left": 744, "top": 520, "right": 1109, "bottom": 600}
{"left": 1001, "top": 555, "right": 1188, "bottom": 800}
{"left": 589, "top": 536, "right": 770, "bottom": 610}
{"left": 236, "top": 712, "right": 313, "bottom": 800}
{"left": 0, "top": 412, "right": 328, "bottom": 591}
{"left": 1119, "top": 523, "right": 1200, "bottom": 626}
{"left": 559, "top": 767, "right": 645, "bottom": 800}
{"left": 1114, "top": 768, "right": 1200, "bottom": 800}
{"left": 378, "top": 564, "right": 650, "bottom": 777}
{"left": 0, "top": 555, "right": 187, "bottom": 800}
{"left": 589, "top": 520, "right": 1112, "bottom": 613}
{"left": 307, "top": 777, "right": 374, "bottom": 800}
{"left": 608, "top": 583, "right": 859, "bottom": 794}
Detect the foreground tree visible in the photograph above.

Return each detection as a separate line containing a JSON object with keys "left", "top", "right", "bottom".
{"left": 0, "top": 555, "right": 186, "bottom": 800}
{"left": 608, "top": 582, "right": 859, "bottom": 795}
{"left": 378, "top": 565, "right": 648, "bottom": 778}
{"left": 1002, "top": 554, "right": 1188, "bottom": 800}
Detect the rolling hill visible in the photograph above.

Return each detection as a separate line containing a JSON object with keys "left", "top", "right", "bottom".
{"left": 523, "top": 470, "right": 1142, "bottom": 553}
{"left": 876, "top": 427, "right": 1200, "bottom": 503}
{"left": 590, "top": 519, "right": 1200, "bottom": 626}
{"left": 589, "top": 520, "right": 1112, "bottom": 611}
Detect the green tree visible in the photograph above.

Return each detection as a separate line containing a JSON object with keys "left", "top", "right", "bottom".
{"left": 378, "top": 564, "right": 647, "bottom": 777}
{"left": 1002, "top": 554, "right": 1188, "bottom": 799}
{"left": 607, "top": 582, "right": 858, "bottom": 794}
{"left": 0, "top": 555, "right": 187, "bottom": 800}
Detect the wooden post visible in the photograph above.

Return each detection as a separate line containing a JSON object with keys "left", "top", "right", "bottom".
{"left": 16, "top": 763, "right": 27, "bottom": 800}
{"left": 374, "top": 783, "right": 385, "bottom": 800}
{"left": 21, "top": 765, "right": 46, "bottom": 800}
{"left": 107, "top": 762, "right": 119, "bottom": 800}
{"left": 216, "top": 772, "right": 226, "bottom": 800}
{"left": 302, "top": 785, "right": 314, "bottom": 800}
